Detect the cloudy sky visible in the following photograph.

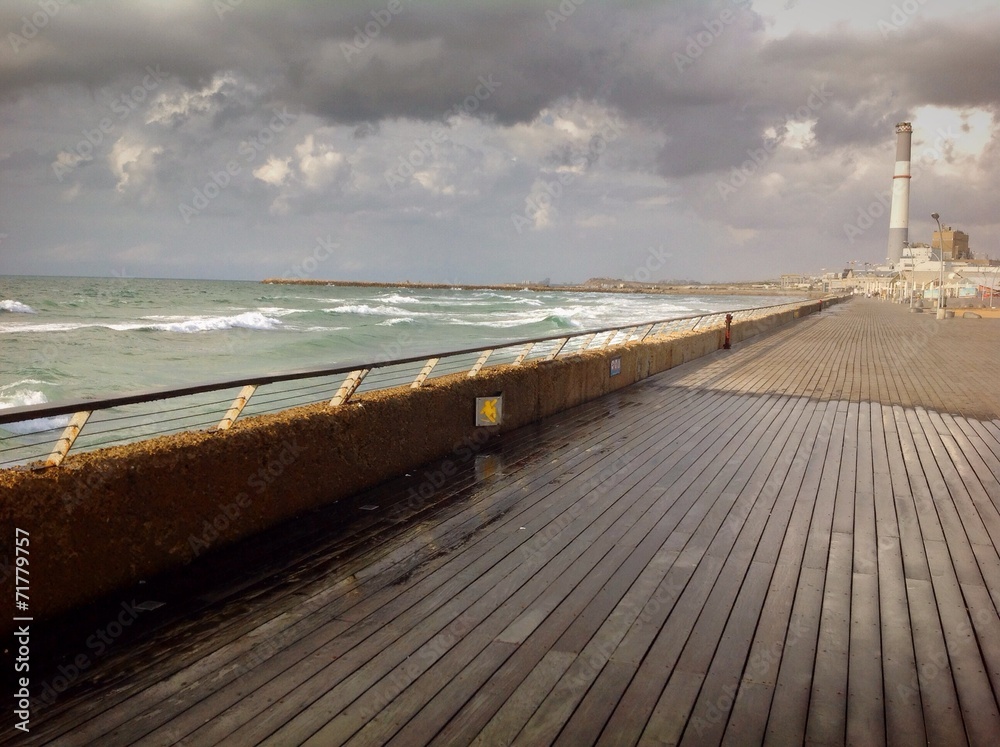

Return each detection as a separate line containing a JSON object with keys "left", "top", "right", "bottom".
{"left": 1, "top": 0, "right": 998, "bottom": 284}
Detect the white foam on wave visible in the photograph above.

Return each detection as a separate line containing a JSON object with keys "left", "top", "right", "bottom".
{"left": 0, "top": 388, "right": 71, "bottom": 436}
{"left": 447, "top": 305, "right": 589, "bottom": 329}
{"left": 137, "top": 311, "right": 282, "bottom": 333}
{"left": 0, "top": 312, "right": 283, "bottom": 334}
{"left": 379, "top": 294, "right": 422, "bottom": 305}
{"left": 251, "top": 307, "right": 310, "bottom": 318}
{"left": 0, "top": 321, "right": 88, "bottom": 334}
{"left": 327, "top": 304, "right": 412, "bottom": 317}
{"left": 1, "top": 300, "right": 37, "bottom": 314}
{"left": 378, "top": 317, "right": 415, "bottom": 326}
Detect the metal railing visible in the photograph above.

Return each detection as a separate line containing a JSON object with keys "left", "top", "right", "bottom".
{"left": 0, "top": 299, "right": 822, "bottom": 469}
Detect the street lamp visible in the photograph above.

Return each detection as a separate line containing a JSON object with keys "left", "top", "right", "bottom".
{"left": 905, "top": 243, "right": 915, "bottom": 310}
{"left": 932, "top": 212, "right": 946, "bottom": 318}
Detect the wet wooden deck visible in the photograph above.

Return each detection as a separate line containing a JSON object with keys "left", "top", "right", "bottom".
{"left": 7, "top": 298, "right": 1000, "bottom": 746}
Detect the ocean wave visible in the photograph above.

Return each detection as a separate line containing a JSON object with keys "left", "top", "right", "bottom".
{"left": 240, "top": 307, "right": 308, "bottom": 318}
{"left": 0, "top": 388, "right": 71, "bottom": 436}
{"left": 379, "top": 294, "right": 422, "bottom": 305}
{"left": 470, "top": 305, "right": 589, "bottom": 329}
{"left": 326, "top": 304, "right": 412, "bottom": 317}
{"left": 0, "top": 312, "right": 282, "bottom": 335}
{"left": 136, "top": 311, "right": 282, "bottom": 333}
{"left": 1, "top": 300, "right": 37, "bottom": 314}
{"left": 0, "top": 379, "right": 56, "bottom": 392}
{"left": 378, "top": 317, "right": 416, "bottom": 326}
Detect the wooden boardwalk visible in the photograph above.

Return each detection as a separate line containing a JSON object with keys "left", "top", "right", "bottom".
{"left": 7, "top": 298, "right": 1000, "bottom": 746}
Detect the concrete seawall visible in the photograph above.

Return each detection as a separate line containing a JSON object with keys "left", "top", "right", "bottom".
{"left": 0, "top": 299, "right": 839, "bottom": 633}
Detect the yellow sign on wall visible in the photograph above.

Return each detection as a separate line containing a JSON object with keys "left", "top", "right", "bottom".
{"left": 476, "top": 395, "right": 502, "bottom": 426}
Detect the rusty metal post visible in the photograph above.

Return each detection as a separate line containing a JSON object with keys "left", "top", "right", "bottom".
{"left": 723, "top": 313, "right": 733, "bottom": 350}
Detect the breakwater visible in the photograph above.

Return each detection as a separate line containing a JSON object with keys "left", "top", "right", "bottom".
{"left": 0, "top": 298, "right": 843, "bottom": 634}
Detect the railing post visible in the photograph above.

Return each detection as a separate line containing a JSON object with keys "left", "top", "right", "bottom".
{"left": 411, "top": 358, "right": 439, "bottom": 388}
{"left": 638, "top": 323, "right": 656, "bottom": 341}
{"left": 330, "top": 368, "right": 370, "bottom": 406}
{"left": 513, "top": 343, "right": 534, "bottom": 366}
{"left": 724, "top": 314, "right": 733, "bottom": 349}
{"left": 45, "top": 411, "right": 91, "bottom": 467}
{"left": 216, "top": 385, "right": 258, "bottom": 431}
{"left": 546, "top": 338, "right": 569, "bottom": 361}
{"left": 468, "top": 350, "right": 493, "bottom": 377}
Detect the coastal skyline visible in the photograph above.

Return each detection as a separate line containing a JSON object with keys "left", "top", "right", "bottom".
{"left": 1, "top": 0, "right": 999, "bottom": 283}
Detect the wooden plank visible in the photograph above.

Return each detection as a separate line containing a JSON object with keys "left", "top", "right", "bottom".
{"left": 804, "top": 532, "right": 852, "bottom": 745}
{"left": 673, "top": 562, "right": 774, "bottom": 746}
{"left": 471, "top": 651, "right": 575, "bottom": 746}
{"left": 876, "top": 535, "right": 925, "bottom": 746}
{"left": 847, "top": 572, "right": 885, "bottom": 746}
{"left": 924, "top": 540, "right": 1000, "bottom": 743}
{"left": 764, "top": 567, "right": 825, "bottom": 745}
{"left": 903, "top": 577, "right": 967, "bottom": 745}
{"left": 959, "top": 584, "right": 1000, "bottom": 706}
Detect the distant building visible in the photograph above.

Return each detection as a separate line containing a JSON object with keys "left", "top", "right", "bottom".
{"left": 780, "top": 273, "right": 810, "bottom": 289}
{"left": 932, "top": 227, "right": 970, "bottom": 260}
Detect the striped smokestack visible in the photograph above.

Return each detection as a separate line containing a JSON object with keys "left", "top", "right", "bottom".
{"left": 886, "top": 122, "right": 912, "bottom": 267}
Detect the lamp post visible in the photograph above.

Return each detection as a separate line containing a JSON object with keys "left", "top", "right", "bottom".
{"left": 906, "top": 243, "right": 915, "bottom": 310}
{"left": 932, "top": 212, "right": 946, "bottom": 318}
{"left": 990, "top": 266, "right": 1000, "bottom": 309}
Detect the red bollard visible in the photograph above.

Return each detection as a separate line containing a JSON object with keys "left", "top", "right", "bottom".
{"left": 724, "top": 313, "right": 732, "bottom": 349}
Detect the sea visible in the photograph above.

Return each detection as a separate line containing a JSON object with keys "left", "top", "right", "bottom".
{"left": 1, "top": 276, "right": 802, "bottom": 420}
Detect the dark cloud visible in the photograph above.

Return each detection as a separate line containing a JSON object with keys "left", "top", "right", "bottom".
{"left": 1, "top": 0, "right": 999, "bottom": 282}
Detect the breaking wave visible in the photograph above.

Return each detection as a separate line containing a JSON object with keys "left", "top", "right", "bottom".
{"left": 1, "top": 300, "right": 36, "bottom": 314}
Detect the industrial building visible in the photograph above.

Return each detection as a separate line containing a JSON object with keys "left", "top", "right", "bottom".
{"left": 824, "top": 122, "right": 1000, "bottom": 306}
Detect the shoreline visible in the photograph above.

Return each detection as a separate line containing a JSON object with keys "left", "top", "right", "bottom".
{"left": 261, "top": 277, "right": 817, "bottom": 297}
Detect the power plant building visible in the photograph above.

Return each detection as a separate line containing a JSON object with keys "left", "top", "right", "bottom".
{"left": 932, "top": 227, "right": 971, "bottom": 260}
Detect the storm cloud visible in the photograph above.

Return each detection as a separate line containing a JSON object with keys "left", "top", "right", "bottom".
{"left": 1, "top": 0, "right": 998, "bottom": 282}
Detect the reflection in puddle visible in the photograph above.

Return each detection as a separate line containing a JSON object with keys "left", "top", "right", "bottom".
{"left": 475, "top": 453, "right": 505, "bottom": 482}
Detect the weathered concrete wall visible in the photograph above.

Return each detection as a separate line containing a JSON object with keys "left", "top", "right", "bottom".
{"left": 0, "top": 298, "right": 845, "bottom": 632}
